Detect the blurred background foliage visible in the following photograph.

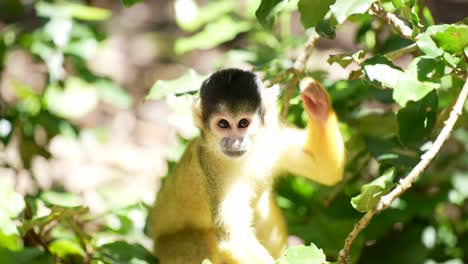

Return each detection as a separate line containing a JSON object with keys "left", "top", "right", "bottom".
{"left": 0, "top": 0, "right": 467, "bottom": 263}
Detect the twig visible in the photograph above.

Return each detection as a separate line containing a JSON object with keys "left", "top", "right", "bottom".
{"left": 279, "top": 75, "right": 299, "bottom": 119}
{"left": 385, "top": 43, "right": 419, "bottom": 60}
{"left": 293, "top": 31, "right": 320, "bottom": 73}
{"left": 338, "top": 76, "right": 468, "bottom": 264}
{"left": 279, "top": 31, "right": 320, "bottom": 119}
{"left": 369, "top": 3, "right": 415, "bottom": 41}
{"left": 265, "top": 68, "right": 294, "bottom": 87}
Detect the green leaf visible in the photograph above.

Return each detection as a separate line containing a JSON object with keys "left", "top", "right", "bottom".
{"left": 147, "top": 69, "right": 207, "bottom": 100}
{"left": 0, "top": 248, "right": 54, "bottom": 264}
{"left": 358, "top": 113, "right": 398, "bottom": 139}
{"left": 36, "top": 1, "right": 111, "bottom": 21}
{"left": 351, "top": 169, "right": 395, "bottom": 213}
{"left": 391, "top": 0, "right": 405, "bottom": 8}
{"left": 363, "top": 56, "right": 403, "bottom": 89}
{"left": 44, "top": 78, "right": 99, "bottom": 120}
{"left": 256, "top": 0, "right": 289, "bottom": 30}
{"left": 442, "top": 52, "right": 461, "bottom": 68}
{"left": 397, "top": 90, "right": 438, "bottom": 147}
{"left": 393, "top": 57, "right": 440, "bottom": 107}
{"left": 417, "top": 33, "right": 443, "bottom": 58}
{"left": 403, "top": 0, "right": 416, "bottom": 7}
{"left": 298, "top": 0, "right": 336, "bottom": 28}
{"left": 64, "top": 38, "right": 98, "bottom": 59}
{"left": 44, "top": 17, "right": 72, "bottom": 48}
{"left": 40, "top": 192, "right": 83, "bottom": 208}
{"left": 95, "top": 241, "right": 157, "bottom": 263}
{"left": 175, "top": 17, "right": 251, "bottom": 54}
{"left": 0, "top": 212, "right": 21, "bottom": 251}
{"left": 328, "top": 50, "right": 365, "bottom": 68}
{"left": 452, "top": 171, "right": 468, "bottom": 199}
{"left": 48, "top": 239, "right": 85, "bottom": 258}
{"left": 96, "top": 80, "right": 133, "bottom": 109}
{"left": 276, "top": 243, "right": 327, "bottom": 264}
{"left": 176, "top": 0, "right": 235, "bottom": 32}
{"left": 425, "top": 24, "right": 468, "bottom": 54}
{"left": 0, "top": 179, "right": 25, "bottom": 218}
{"left": 330, "top": 0, "right": 376, "bottom": 24}
{"left": 121, "top": 0, "right": 144, "bottom": 8}
{"left": 316, "top": 19, "right": 336, "bottom": 39}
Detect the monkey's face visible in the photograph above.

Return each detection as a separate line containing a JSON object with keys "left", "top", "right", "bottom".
{"left": 208, "top": 112, "right": 260, "bottom": 158}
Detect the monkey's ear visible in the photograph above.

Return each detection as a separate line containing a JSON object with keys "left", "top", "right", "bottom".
{"left": 192, "top": 97, "right": 203, "bottom": 128}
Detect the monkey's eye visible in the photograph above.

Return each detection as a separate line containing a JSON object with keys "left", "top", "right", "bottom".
{"left": 238, "top": 118, "right": 250, "bottom": 128}
{"left": 218, "top": 119, "right": 230, "bottom": 129}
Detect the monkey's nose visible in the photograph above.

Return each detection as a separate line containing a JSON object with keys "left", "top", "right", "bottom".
{"left": 231, "top": 138, "right": 243, "bottom": 148}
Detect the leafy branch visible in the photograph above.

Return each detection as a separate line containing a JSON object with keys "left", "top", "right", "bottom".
{"left": 266, "top": 31, "right": 320, "bottom": 119}
{"left": 337, "top": 76, "right": 468, "bottom": 264}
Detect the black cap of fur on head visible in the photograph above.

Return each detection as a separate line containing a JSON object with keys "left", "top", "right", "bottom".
{"left": 200, "top": 68, "right": 263, "bottom": 123}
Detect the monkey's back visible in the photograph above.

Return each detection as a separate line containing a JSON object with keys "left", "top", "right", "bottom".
{"left": 150, "top": 139, "right": 213, "bottom": 241}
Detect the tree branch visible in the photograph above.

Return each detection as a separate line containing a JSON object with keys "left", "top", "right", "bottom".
{"left": 279, "top": 31, "right": 320, "bottom": 119}
{"left": 369, "top": 2, "right": 415, "bottom": 41}
{"left": 385, "top": 43, "right": 419, "bottom": 60}
{"left": 338, "top": 76, "right": 468, "bottom": 264}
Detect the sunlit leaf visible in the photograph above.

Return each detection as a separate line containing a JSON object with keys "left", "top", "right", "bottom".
{"left": 65, "top": 38, "right": 98, "bottom": 59}
{"left": 40, "top": 192, "right": 83, "bottom": 208}
{"left": 351, "top": 169, "right": 395, "bottom": 212}
{"left": 175, "top": 17, "right": 251, "bottom": 54}
{"left": 256, "top": 0, "right": 289, "bottom": 30}
{"left": 276, "top": 243, "right": 326, "bottom": 264}
{"left": 363, "top": 56, "right": 403, "bottom": 89}
{"left": 166, "top": 94, "right": 199, "bottom": 139}
{"left": 176, "top": 0, "right": 235, "bottom": 32}
{"left": 298, "top": 0, "right": 335, "bottom": 28}
{"left": 48, "top": 239, "right": 85, "bottom": 258}
{"left": 452, "top": 171, "right": 468, "bottom": 199}
{"left": 391, "top": 0, "right": 405, "bottom": 8}
{"left": 397, "top": 90, "right": 437, "bottom": 147}
{"left": 330, "top": 0, "right": 376, "bottom": 24}
{"left": 44, "top": 78, "right": 99, "bottom": 119}
{"left": 425, "top": 24, "right": 468, "bottom": 54}
{"left": 0, "top": 179, "right": 25, "bottom": 218}
{"left": 393, "top": 57, "right": 440, "bottom": 107}
{"left": 147, "top": 69, "right": 207, "bottom": 100}
{"left": 44, "top": 17, "right": 72, "bottom": 48}
{"left": 36, "top": 1, "right": 111, "bottom": 21}
{"left": 417, "top": 33, "right": 443, "bottom": 58}
{"left": 0, "top": 212, "right": 21, "bottom": 251}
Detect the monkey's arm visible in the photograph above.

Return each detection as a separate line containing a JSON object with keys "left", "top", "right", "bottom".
{"left": 278, "top": 79, "right": 345, "bottom": 186}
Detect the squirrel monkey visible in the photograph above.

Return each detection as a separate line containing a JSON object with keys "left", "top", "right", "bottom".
{"left": 150, "top": 69, "right": 345, "bottom": 264}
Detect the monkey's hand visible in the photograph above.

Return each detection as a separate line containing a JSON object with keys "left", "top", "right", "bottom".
{"left": 300, "top": 78, "right": 331, "bottom": 124}
{"left": 282, "top": 77, "right": 345, "bottom": 186}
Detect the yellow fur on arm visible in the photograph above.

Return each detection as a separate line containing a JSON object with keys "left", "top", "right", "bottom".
{"left": 304, "top": 111, "right": 345, "bottom": 186}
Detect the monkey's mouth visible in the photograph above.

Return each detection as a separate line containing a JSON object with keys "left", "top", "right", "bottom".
{"left": 223, "top": 150, "right": 247, "bottom": 157}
